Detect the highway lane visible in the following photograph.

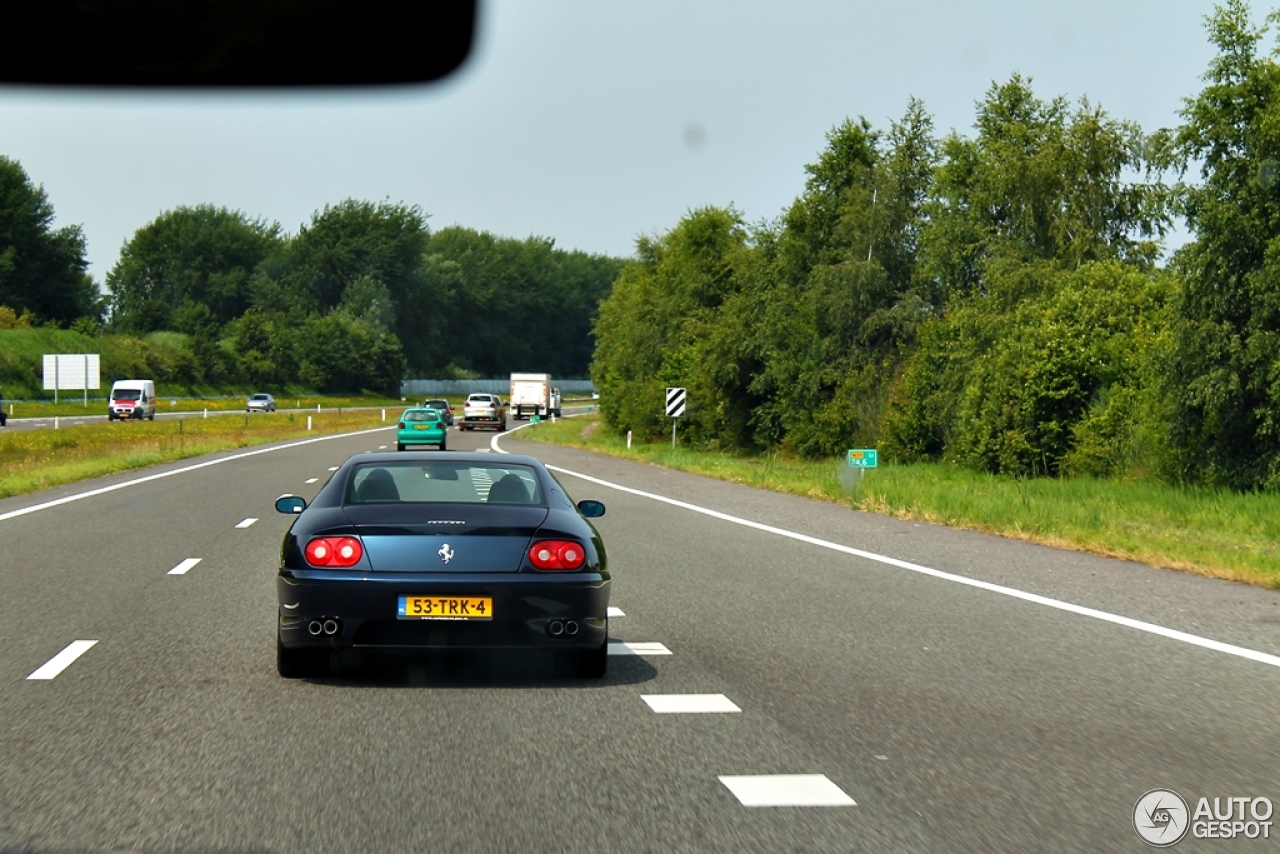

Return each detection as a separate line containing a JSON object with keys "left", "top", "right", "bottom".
{"left": 0, "top": 417, "right": 1276, "bottom": 851}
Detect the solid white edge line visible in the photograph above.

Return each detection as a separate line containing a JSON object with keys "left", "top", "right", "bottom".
{"left": 492, "top": 428, "right": 1280, "bottom": 671}
{"left": 167, "top": 558, "right": 202, "bottom": 575}
{"left": 235, "top": 517, "right": 258, "bottom": 529}
{"left": 27, "top": 640, "right": 98, "bottom": 680}
{"left": 0, "top": 426, "right": 394, "bottom": 524}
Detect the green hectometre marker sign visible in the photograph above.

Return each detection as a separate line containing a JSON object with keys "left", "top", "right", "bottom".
{"left": 846, "top": 449, "right": 878, "bottom": 468}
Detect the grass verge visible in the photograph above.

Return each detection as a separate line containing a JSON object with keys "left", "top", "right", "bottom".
{"left": 518, "top": 415, "right": 1280, "bottom": 589}
{"left": 0, "top": 410, "right": 392, "bottom": 499}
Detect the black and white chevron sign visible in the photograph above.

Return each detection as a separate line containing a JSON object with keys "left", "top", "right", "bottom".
{"left": 665, "top": 387, "right": 687, "bottom": 418}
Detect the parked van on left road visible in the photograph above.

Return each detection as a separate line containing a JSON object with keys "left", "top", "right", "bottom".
{"left": 107, "top": 379, "right": 156, "bottom": 421}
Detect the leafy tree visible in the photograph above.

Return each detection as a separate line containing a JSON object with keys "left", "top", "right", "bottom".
{"left": 592, "top": 207, "right": 752, "bottom": 442}
{"left": 295, "top": 312, "right": 405, "bottom": 395}
{"left": 106, "top": 205, "right": 283, "bottom": 332}
{"left": 418, "top": 227, "right": 623, "bottom": 377}
{"left": 0, "top": 156, "right": 100, "bottom": 325}
{"left": 739, "top": 103, "right": 937, "bottom": 455}
{"left": 919, "top": 75, "right": 1167, "bottom": 307}
{"left": 280, "top": 200, "right": 431, "bottom": 368}
{"left": 1165, "top": 0, "right": 1280, "bottom": 489}
{"left": 883, "top": 262, "right": 1175, "bottom": 477}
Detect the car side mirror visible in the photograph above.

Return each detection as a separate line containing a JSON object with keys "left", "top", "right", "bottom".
{"left": 276, "top": 495, "right": 307, "bottom": 514}
{"left": 577, "top": 500, "right": 606, "bottom": 518}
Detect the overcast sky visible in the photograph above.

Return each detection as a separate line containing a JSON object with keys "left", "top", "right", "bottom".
{"left": 0, "top": 0, "right": 1228, "bottom": 281}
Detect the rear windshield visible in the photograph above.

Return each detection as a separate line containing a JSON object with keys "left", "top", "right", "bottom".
{"left": 424, "top": 399, "right": 449, "bottom": 408}
{"left": 468, "top": 395, "right": 494, "bottom": 402}
{"left": 346, "top": 462, "right": 544, "bottom": 506}
{"left": 112, "top": 389, "right": 141, "bottom": 401}
{"left": 402, "top": 410, "right": 438, "bottom": 422}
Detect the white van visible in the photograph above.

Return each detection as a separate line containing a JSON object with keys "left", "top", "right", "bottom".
{"left": 108, "top": 379, "right": 156, "bottom": 421}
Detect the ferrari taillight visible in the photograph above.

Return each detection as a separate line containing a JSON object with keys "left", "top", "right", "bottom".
{"left": 528, "top": 540, "right": 586, "bottom": 570}
{"left": 305, "top": 536, "right": 363, "bottom": 567}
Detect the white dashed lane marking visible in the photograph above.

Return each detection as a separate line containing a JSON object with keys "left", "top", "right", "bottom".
{"left": 608, "top": 641, "right": 671, "bottom": 656}
{"left": 379, "top": 445, "right": 387, "bottom": 449}
{"left": 607, "top": 606, "right": 625, "bottom": 618}
{"left": 328, "top": 466, "right": 339, "bottom": 471}
{"left": 718, "top": 775, "right": 856, "bottom": 807}
{"left": 27, "top": 640, "right": 98, "bottom": 680}
{"left": 167, "top": 558, "right": 202, "bottom": 576}
{"left": 305, "top": 478, "right": 318, "bottom": 484}
{"left": 643, "top": 694, "right": 741, "bottom": 714}
{"left": 235, "top": 518, "right": 257, "bottom": 529}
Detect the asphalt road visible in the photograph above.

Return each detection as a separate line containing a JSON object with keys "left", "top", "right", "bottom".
{"left": 0, "top": 416, "right": 1277, "bottom": 852}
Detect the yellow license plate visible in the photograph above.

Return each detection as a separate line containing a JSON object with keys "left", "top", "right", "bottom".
{"left": 413, "top": 424, "right": 433, "bottom": 430}
{"left": 398, "top": 596, "right": 492, "bottom": 620}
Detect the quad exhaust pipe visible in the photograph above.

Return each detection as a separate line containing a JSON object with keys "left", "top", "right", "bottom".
{"left": 307, "top": 618, "right": 342, "bottom": 637}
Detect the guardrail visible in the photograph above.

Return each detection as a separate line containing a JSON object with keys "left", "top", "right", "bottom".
{"left": 401, "top": 379, "right": 596, "bottom": 395}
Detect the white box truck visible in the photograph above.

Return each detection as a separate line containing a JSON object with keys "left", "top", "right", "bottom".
{"left": 509, "top": 373, "right": 561, "bottom": 420}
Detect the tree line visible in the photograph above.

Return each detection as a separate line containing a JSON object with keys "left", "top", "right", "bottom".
{"left": 0, "top": 172, "right": 623, "bottom": 396}
{"left": 593, "top": 0, "right": 1280, "bottom": 492}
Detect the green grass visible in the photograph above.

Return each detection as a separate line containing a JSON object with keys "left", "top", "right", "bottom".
{"left": 518, "top": 415, "right": 1280, "bottom": 588}
{"left": 0, "top": 409, "right": 393, "bottom": 499}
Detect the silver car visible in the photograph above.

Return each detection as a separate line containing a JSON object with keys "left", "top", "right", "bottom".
{"left": 247, "top": 393, "right": 277, "bottom": 412}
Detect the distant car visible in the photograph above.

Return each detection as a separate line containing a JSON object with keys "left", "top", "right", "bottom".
{"left": 247, "top": 393, "right": 276, "bottom": 412}
{"left": 397, "top": 407, "right": 447, "bottom": 451}
{"left": 422, "top": 398, "right": 454, "bottom": 426}
{"left": 460, "top": 393, "right": 506, "bottom": 431}
{"left": 273, "top": 452, "right": 610, "bottom": 679}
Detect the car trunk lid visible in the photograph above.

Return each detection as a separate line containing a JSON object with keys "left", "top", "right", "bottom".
{"left": 343, "top": 504, "right": 547, "bottom": 572}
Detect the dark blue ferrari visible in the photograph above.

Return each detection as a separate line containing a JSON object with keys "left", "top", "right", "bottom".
{"left": 273, "top": 452, "right": 609, "bottom": 678}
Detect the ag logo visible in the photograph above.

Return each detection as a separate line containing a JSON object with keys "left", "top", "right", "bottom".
{"left": 1134, "top": 789, "right": 1190, "bottom": 847}
{"left": 438, "top": 543, "right": 454, "bottom": 564}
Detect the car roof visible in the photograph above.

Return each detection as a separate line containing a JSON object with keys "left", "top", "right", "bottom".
{"left": 344, "top": 451, "right": 545, "bottom": 469}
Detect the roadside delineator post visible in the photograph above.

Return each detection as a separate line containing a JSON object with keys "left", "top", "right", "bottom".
{"left": 627, "top": 430, "right": 632, "bottom": 449}
{"left": 307, "top": 415, "right": 312, "bottom": 431}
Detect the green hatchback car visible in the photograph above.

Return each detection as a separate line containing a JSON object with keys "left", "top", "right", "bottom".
{"left": 396, "top": 408, "right": 447, "bottom": 451}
